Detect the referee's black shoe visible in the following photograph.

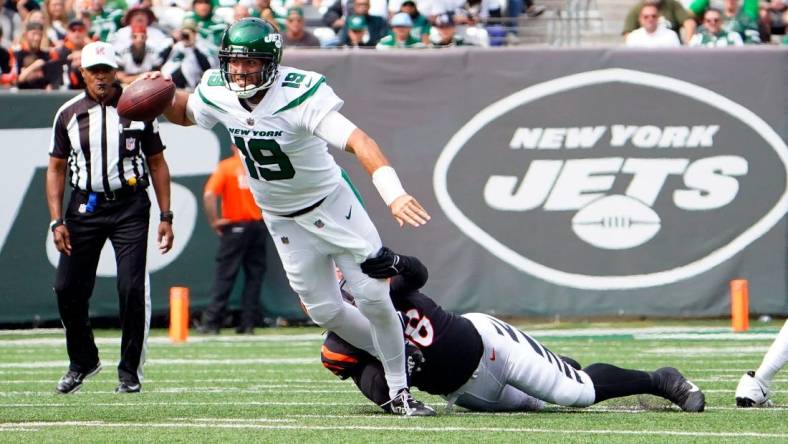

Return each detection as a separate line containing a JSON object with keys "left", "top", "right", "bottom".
{"left": 115, "top": 381, "right": 141, "bottom": 393}
{"left": 56, "top": 362, "right": 102, "bottom": 394}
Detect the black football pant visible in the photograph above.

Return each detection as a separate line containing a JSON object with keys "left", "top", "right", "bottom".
{"left": 202, "top": 221, "right": 267, "bottom": 330}
{"left": 54, "top": 190, "right": 150, "bottom": 384}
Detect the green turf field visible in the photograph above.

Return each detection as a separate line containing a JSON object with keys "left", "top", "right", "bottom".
{"left": 0, "top": 321, "right": 785, "bottom": 443}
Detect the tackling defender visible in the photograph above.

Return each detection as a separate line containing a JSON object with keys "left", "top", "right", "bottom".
{"left": 322, "top": 248, "right": 707, "bottom": 413}
{"left": 150, "top": 18, "right": 433, "bottom": 415}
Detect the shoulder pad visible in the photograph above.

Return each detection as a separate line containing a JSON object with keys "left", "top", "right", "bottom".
{"left": 272, "top": 67, "right": 327, "bottom": 114}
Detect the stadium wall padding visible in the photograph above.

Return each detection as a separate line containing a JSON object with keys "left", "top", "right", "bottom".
{"left": 0, "top": 47, "right": 785, "bottom": 324}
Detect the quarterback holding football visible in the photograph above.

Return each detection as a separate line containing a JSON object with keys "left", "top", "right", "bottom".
{"left": 147, "top": 17, "right": 434, "bottom": 416}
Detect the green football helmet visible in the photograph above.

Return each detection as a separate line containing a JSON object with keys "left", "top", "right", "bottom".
{"left": 218, "top": 18, "right": 282, "bottom": 98}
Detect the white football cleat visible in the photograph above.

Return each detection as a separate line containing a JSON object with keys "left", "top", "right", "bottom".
{"left": 735, "top": 371, "right": 773, "bottom": 407}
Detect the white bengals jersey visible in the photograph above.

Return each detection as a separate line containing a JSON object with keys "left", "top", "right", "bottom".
{"left": 187, "top": 66, "right": 345, "bottom": 215}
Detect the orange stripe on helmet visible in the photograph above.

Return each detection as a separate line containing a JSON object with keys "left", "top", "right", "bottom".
{"left": 321, "top": 345, "right": 359, "bottom": 364}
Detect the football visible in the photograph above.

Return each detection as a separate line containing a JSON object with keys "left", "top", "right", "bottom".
{"left": 571, "top": 194, "right": 661, "bottom": 250}
{"left": 117, "top": 76, "right": 176, "bottom": 121}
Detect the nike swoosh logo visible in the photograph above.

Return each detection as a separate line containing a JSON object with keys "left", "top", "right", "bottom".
{"left": 490, "top": 348, "right": 496, "bottom": 361}
{"left": 686, "top": 381, "right": 700, "bottom": 392}
{"left": 345, "top": 206, "right": 352, "bottom": 220}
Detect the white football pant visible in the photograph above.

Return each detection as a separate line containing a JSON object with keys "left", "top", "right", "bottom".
{"left": 264, "top": 180, "right": 407, "bottom": 397}
{"left": 447, "top": 313, "right": 596, "bottom": 411}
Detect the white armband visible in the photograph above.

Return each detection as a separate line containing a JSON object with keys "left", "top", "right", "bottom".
{"left": 372, "top": 166, "right": 406, "bottom": 206}
{"left": 314, "top": 110, "right": 357, "bottom": 150}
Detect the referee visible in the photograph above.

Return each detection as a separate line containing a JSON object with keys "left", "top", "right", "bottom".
{"left": 46, "top": 42, "right": 174, "bottom": 394}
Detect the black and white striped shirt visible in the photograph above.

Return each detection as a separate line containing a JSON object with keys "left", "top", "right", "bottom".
{"left": 49, "top": 86, "right": 165, "bottom": 193}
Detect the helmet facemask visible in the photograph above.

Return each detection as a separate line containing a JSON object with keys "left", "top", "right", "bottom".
{"left": 219, "top": 53, "right": 278, "bottom": 99}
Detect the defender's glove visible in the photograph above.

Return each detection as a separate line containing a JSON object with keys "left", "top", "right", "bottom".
{"left": 361, "top": 247, "right": 405, "bottom": 279}
{"left": 405, "top": 343, "right": 425, "bottom": 385}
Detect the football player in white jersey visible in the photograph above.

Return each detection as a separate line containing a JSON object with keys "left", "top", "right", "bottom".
{"left": 148, "top": 17, "right": 434, "bottom": 416}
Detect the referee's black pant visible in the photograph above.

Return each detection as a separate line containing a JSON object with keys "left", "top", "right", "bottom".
{"left": 55, "top": 189, "right": 150, "bottom": 385}
{"left": 202, "top": 221, "right": 268, "bottom": 330}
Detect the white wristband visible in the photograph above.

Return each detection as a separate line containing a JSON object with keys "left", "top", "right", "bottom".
{"left": 372, "top": 166, "right": 406, "bottom": 206}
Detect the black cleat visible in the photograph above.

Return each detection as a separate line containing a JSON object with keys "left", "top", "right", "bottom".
{"left": 56, "top": 362, "right": 102, "bottom": 394}
{"left": 387, "top": 388, "right": 436, "bottom": 416}
{"left": 115, "top": 382, "right": 141, "bottom": 393}
{"left": 653, "top": 367, "right": 705, "bottom": 412}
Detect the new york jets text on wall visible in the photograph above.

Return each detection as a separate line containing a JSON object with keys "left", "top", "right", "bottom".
{"left": 434, "top": 69, "right": 788, "bottom": 290}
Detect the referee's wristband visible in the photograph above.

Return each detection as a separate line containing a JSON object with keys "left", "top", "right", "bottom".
{"left": 372, "top": 166, "right": 406, "bottom": 206}
{"left": 160, "top": 211, "right": 174, "bottom": 223}
{"left": 49, "top": 218, "right": 64, "bottom": 233}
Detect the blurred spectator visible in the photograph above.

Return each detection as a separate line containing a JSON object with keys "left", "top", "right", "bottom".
{"left": 232, "top": 3, "right": 251, "bottom": 22}
{"left": 20, "top": 9, "right": 54, "bottom": 50}
{"left": 687, "top": 0, "right": 760, "bottom": 42}
{"left": 43, "top": 0, "right": 71, "bottom": 45}
{"left": 116, "top": 23, "right": 164, "bottom": 83}
{"left": 283, "top": 6, "right": 320, "bottom": 46}
{"left": 504, "top": 0, "right": 545, "bottom": 30}
{"left": 250, "top": 0, "right": 279, "bottom": 27}
{"left": 1, "top": 1, "right": 23, "bottom": 48}
{"left": 212, "top": 0, "right": 245, "bottom": 25}
{"left": 88, "top": 0, "right": 125, "bottom": 42}
{"left": 431, "top": 13, "right": 472, "bottom": 46}
{"left": 626, "top": 3, "right": 681, "bottom": 46}
{"left": 111, "top": 5, "right": 173, "bottom": 53}
{"left": 722, "top": 0, "right": 761, "bottom": 42}
{"left": 0, "top": 26, "right": 14, "bottom": 85}
{"left": 399, "top": 0, "right": 429, "bottom": 45}
{"left": 11, "top": 0, "right": 39, "bottom": 23}
{"left": 323, "top": 0, "right": 346, "bottom": 33}
{"left": 340, "top": 14, "right": 373, "bottom": 46}
{"left": 763, "top": 0, "right": 786, "bottom": 36}
{"left": 447, "top": 0, "right": 502, "bottom": 25}
{"left": 160, "top": 19, "right": 214, "bottom": 89}
{"left": 623, "top": 0, "right": 696, "bottom": 44}
{"left": 324, "top": 0, "right": 387, "bottom": 34}
{"left": 13, "top": 21, "right": 49, "bottom": 67}
{"left": 336, "top": 0, "right": 387, "bottom": 45}
{"left": 376, "top": 12, "right": 425, "bottom": 48}
{"left": 689, "top": 7, "right": 745, "bottom": 45}
{"left": 183, "top": 0, "right": 227, "bottom": 47}
{"left": 16, "top": 50, "right": 50, "bottom": 88}
{"left": 46, "top": 18, "right": 87, "bottom": 89}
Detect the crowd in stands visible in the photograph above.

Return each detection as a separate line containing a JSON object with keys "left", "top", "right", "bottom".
{"left": 0, "top": 0, "right": 784, "bottom": 90}
{"left": 624, "top": 0, "right": 787, "bottom": 47}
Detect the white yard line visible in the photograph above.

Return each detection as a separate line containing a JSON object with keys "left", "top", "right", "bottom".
{"left": 0, "top": 358, "right": 318, "bottom": 369}
{"left": 0, "top": 336, "right": 323, "bottom": 347}
{"left": 0, "top": 326, "right": 783, "bottom": 345}
{"left": 0, "top": 401, "right": 365, "bottom": 408}
{"left": 0, "top": 421, "right": 786, "bottom": 438}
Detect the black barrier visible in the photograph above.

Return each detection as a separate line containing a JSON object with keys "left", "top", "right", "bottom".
{"left": 0, "top": 48, "right": 785, "bottom": 323}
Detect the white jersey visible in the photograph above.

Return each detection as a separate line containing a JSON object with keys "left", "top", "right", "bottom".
{"left": 187, "top": 66, "right": 345, "bottom": 215}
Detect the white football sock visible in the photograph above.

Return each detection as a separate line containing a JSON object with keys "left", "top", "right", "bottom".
{"left": 355, "top": 296, "right": 407, "bottom": 399}
{"left": 754, "top": 319, "right": 788, "bottom": 385}
{"left": 320, "top": 303, "right": 377, "bottom": 356}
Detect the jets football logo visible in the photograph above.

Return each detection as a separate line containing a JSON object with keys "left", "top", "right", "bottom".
{"left": 434, "top": 69, "right": 788, "bottom": 290}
